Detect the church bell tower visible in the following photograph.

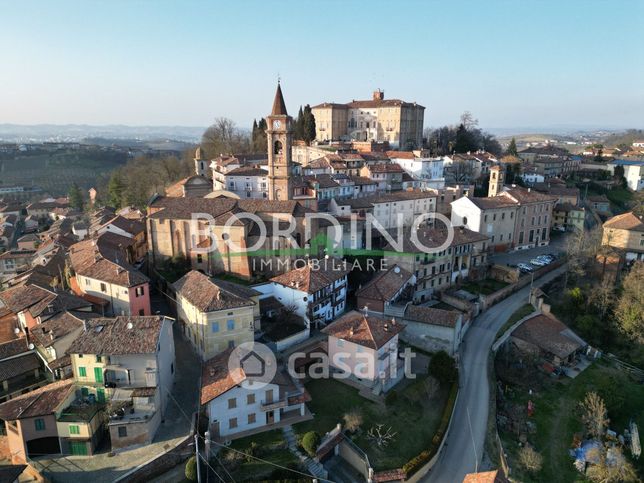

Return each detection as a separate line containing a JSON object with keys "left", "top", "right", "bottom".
{"left": 266, "top": 82, "right": 294, "bottom": 201}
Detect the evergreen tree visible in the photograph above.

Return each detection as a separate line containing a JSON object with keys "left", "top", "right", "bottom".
{"left": 107, "top": 170, "right": 125, "bottom": 208}
{"left": 507, "top": 137, "right": 518, "bottom": 156}
{"left": 294, "top": 106, "right": 305, "bottom": 140}
{"left": 68, "top": 182, "right": 84, "bottom": 211}
{"left": 454, "top": 124, "right": 476, "bottom": 153}
{"left": 252, "top": 117, "right": 267, "bottom": 153}
{"left": 303, "top": 104, "right": 316, "bottom": 144}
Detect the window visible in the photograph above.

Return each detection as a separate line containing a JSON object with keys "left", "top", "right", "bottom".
{"left": 100, "top": 283, "right": 107, "bottom": 293}
{"left": 211, "top": 322, "right": 219, "bottom": 333}
{"left": 85, "top": 278, "right": 90, "bottom": 286}
{"left": 118, "top": 426, "right": 127, "bottom": 438}
{"left": 69, "top": 425, "right": 80, "bottom": 435}
{"left": 35, "top": 419, "right": 46, "bottom": 431}
{"left": 78, "top": 366, "right": 87, "bottom": 377}
{"left": 247, "top": 394, "right": 255, "bottom": 405}
{"left": 135, "top": 286, "right": 145, "bottom": 297}
{"left": 139, "top": 309, "right": 145, "bottom": 316}
{"left": 229, "top": 418, "right": 238, "bottom": 429}
{"left": 96, "top": 356, "right": 102, "bottom": 363}
{"left": 248, "top": 413, "right": 256, "bottom": 424}
{"left": 227, "top": 320, "right": 235, "bottom": 331}
{"left": 228, "top": 398, "right": 237, "bottom": 409}
{"left": 337, "top": 339, "right": 344, "bottom": 347}
{"left": 265, "top": 389, "right": 274, "bottom": 403}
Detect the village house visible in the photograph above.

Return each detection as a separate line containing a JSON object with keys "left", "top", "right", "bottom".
{"left": 587, "top": 195, "right": 611, "bottom": 213}
{"left": 200, "top": 348, "right": 310, "bottom": 441}
{"left": 359, "top": 162, "right": 405, "bottom": 191}
{"left": 255, "top": 260, "right": 349, "bottom": 327}
{"left": 0, "top": 338, "right": 47, "bottom": 403}
{"left": 602, "top": 211, "right": 644, "bottom": 262}
{"left": 26, "top": 197, "right": 71, "bottom": 222}
{"left": 385, "top": 226, "right": 488, "bottom": 302}
{"left": 93, "top": 215, "right": 147, "bottom": 262}
{"left": 69, "top": 235, "right": 151, "bottom": 316}
{"left": 402, "top": 305, "right": 466, "bottom": 355}
{"left": 356, "top": 265, "right": 415, "bottom": 315}
{"left": 552, "top": 203, "right": 585, "bottom": 232}
{"left": 173, "top": 270, "right": 260, "bottom": 360}
{"left": 66, "top": 315, "right": 175, "bottom": 450}
{"left": 0, "top": 249, "right": 35, "bottom": 279}
{"left": 322, "top": 310, "right": 405, "bottom": 393}
{"left": 216, "top": 166, "right": 270, "bottom": 199}
{"left": 387, "top": 150, "right": 445, "bottom": 189}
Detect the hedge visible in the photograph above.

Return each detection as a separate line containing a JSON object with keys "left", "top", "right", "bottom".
{"left": 402, "top": 380, "right": 459, "bottom": 477}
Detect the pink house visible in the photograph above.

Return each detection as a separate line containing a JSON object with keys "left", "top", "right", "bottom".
{"left": 322, "top": 311, "right": 405, "bottom": 393}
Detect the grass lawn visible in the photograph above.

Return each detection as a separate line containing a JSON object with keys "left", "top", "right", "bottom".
{"left": 495, "top": 304, "right": 535, "bottom": 340}
{"left": 229, "top": 428, "right": 286, "bottom": 451}
{"left": 226, "top": 449, "right": 300, "bottom": 482}
{"left": 499, "top": 361, "right": 644, "bottom": 482}
{"left": 461, "top": 278, "right": 509, "bottom": 295}
{"left": 294, "top": 376, "right": 449, "bottom": 471}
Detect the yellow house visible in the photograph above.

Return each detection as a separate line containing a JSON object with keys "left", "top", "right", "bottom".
{"left": 602, "top": 211, "right": 644, "bottom": 262}
{"left": 173, "top": 270, "right": 260, "bottom": 360}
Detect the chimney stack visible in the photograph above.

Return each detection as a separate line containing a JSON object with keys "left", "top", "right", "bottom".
{"left": 372, "top": 89, "right": 384, "bottom": 101}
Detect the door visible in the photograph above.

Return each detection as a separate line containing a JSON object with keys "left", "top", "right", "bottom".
{"left": 94, "top": 367, "right": 103, "bottom": 383}
{"left": 97, "top": 388, "right": 105, "bottom": 404}
{"left": 70, "top": 440, "right": 88, "bottom": 456}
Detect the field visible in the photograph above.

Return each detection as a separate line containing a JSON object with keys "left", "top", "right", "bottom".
{"left": 294, "top": 376, "right": 449, "bottom": 471}
{"left": 0, "top": 148, "right": 126, "bottom": 196}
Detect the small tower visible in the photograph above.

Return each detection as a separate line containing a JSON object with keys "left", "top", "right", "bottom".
{"left": 194, "top": 146, "right": 208, "bottom": 177}
{"left": 488, "top": 164, "right": 504, "bottom": 197}
{"left": 266, "top": 82, "right": 294, "bottom": 201}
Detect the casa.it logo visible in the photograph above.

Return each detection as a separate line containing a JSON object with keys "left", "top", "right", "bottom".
{"left": 228, "top": 342, "right": 277, "bottom": 389}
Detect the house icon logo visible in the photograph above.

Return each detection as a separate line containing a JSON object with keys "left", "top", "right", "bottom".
{"left": 228, "top": 342, "right": 276, "bottom": 389}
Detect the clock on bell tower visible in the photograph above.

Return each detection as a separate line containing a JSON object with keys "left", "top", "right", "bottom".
{"left": 266, "top": 82, "right": 294, "bottom": 201}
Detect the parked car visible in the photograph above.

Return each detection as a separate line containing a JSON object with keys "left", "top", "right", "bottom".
{"left": 554, "top": 225, "right": 566, "bottom": 232}
{"left": 530, "top": 258, "right": 547, "bottom": 266}
{"left": 536, "top": 255, "right": 553, "bottom": 264}
{"left": 518, "top": 263, "right": 533, "bottom": 273}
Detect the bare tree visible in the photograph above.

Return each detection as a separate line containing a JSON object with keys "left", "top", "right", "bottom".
{"left": 460, "top": 111, "right": 479, "bottom": 130}
{"left": 614, "top": 261, "right": 644, "bottom": 343}
{"left": 518, "top": 445, "right": 543, "bottom": 473}
{"left": 449, "top": 159, "right": 475, "bottom": 183}
{"left": 585, "top": 445, "right": 638, "bottom": 483}
{"left": 581, "top": 392, "right": 609, "bottom": 440}
{"left": 201, "top": 117, "right": 251, "bottom": 158}
{"left": 343, "top": 408, "right": 363, "bottom": 433}
{"left": 565, "top": 226, "right": 602, "bottom": 287}
{"left": 367, "top": 424, "right": 397, "bottom": 448}
{"left": 589, "top": 280, "right": 615, "bottom": 319}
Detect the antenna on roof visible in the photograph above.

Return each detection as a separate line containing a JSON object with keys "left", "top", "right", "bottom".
{"left": 362, "top": 305, "right": 369, "bottom": 317}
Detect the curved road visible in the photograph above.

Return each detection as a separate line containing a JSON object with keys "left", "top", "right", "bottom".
{"left": 423, "top": 266, "right": 566, "bottom": 483}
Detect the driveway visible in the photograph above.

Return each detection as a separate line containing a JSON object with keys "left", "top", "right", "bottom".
{"left": 488, "top": 233, "right": 568, "bottom": 267}
{"left": 422, "top": 265, "right": 566, "bottom": 483}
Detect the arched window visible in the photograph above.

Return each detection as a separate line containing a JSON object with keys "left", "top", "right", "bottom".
{"left": 274, "top": 140, "right": 283, "bottom": 155}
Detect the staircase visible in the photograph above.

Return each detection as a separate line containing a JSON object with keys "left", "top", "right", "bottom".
{"left": 282, "top": 425, "right": 328, "bottom": 480}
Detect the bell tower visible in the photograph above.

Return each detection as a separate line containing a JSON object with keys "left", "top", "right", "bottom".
{"left": 266, "top": 82, "right": 294, "bottom": 201}
{"left": 488, "top": 164, "right": 505, "bottom": 197}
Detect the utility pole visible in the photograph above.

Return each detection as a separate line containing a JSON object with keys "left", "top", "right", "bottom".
{"left": 195, "top": 433, "right": 201, "bottom": 483}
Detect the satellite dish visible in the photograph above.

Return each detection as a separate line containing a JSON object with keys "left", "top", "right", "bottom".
{"left": 14, "top": 327, "right": 20, "bottom": 335}
{"left": 126, "top": 322, "right": 134, "bottom": 330}
{"left": 28, "top": 343, "right": 35, "bottom": 350}
{"left": 394, "top": 266, "right": 401, "bottom": 274}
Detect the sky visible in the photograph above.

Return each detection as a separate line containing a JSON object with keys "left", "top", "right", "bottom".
{"left": 1, "top": 0, "right": 643, "bottom": 130}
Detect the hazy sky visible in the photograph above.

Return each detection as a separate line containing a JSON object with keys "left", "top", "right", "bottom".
{"left": 2, "top": 0, "right": 643, "bottom": 130}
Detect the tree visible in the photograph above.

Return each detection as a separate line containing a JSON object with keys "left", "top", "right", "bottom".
{"left": 185, "top": 455, "right": 197, "bottom": 481}
{"left": 303, "top": 104, "right": 316, "bottom": 144}
{"left": 366, "top": 424, "right": 397, "bottom": 448}
{"left": 301, "top": 431, "right": 320, "bottom": 457}
{"left": 518, "top": 445, "right": 543, "bottom": 473}
{"left": 507, "top": 137, "right": 518, "bottom": 156}
{"left": 589, "top": 280, "right": 614, "bottom": 319}
{"left": 107, "top": 170, "right": 126, "bottom": 208}
{"left": 454, "top": 123, "right": 477, "bottom": 153}
{"left": 201, "top": 117, "right": 251, "bottom": 158}
{"left": 294, "top": 106, "right": 304, "bottom": 140}
{"left": 429, "top": 351, "right": 457, "bottom": 386}
{"left": 564, "top": 226, "right": 602, "bottom": 287}
{"left": 585, "top": 445, "right": 638, "bottom": 483}
{"left": 68, "top": 182, "right": 84, "bottom": 211}
{"left": 580, "top": 391, "right": 609, "bottom": 440}
{"left": 343, "top": 408, "right": 363, "bottom": 433}
{"left": 614, "top": 261, "right": 644, "bottom": 343}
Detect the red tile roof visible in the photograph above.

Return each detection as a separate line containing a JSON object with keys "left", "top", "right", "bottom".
{"left": 322, "top": 310, "right": 405, "bottom": 350}
{"left": 0, "top": 379, "right": 73, "bottom": 420}
{"left": 270, "top": 260, "right": 348, "bottom": 294}
{"left": 603, "top": 212, "right": 644, "bottom": 232}
{"left": 173, "top": 270, "right": 258, "bottom": 312}
{"left": 356, "top": 265, "right": 413, "bottom": 303}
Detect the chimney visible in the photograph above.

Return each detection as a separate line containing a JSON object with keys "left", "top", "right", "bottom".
{"left": 372, "top": 89, "right": 384, "bottom": 101}
{"left": 541, "top": 303, "right": 551, "bottom": 314}
{"left": 83, "top": 320, "right": 89, "bottom": 332}
{"left": 349, "top": 327, "right": 354, "bottom": 336}
{"left": 384, "top": 323, "right": 389, "bottom": 332}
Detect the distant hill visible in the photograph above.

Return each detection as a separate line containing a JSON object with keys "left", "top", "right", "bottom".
{"left": 0, "top": 123, "right": 205, "bottom": 143}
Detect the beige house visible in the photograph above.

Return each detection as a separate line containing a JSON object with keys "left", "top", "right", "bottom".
{"left": 602, "top": 212, "right": 644, "bottom": 262}
{"left": 312, "top": 90, "right": 425, "bottom": 149}
{"left": 173, "top": 270, "right": 260, "bottom": 360}
{"left": 323, "top": 311, "right": 405, "bottom": 393}
{"left": 66, "top": 315, "right": 176, "bottom": 451}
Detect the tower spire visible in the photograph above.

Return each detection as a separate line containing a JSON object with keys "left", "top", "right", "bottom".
{"left": 271, "top": 82, "right": 288, "bottom": 116}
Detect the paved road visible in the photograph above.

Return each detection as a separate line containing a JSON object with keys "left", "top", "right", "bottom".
{"left": 489, "top": 233, "right": 568, "bottom": 267}
{"left": 423, "top": 265, "right": 566, "bottom": 483}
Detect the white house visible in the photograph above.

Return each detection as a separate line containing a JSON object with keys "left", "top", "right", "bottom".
{"left": 388, "top": 151, "right": 445, "bottom": 189}
{"left": 322, "top": 311, "right": 405, "bottom": 393}
{"left": 220, "top": 166, "right": 270, "bottom": 199}
{"left": 520, "top": 172, "right": 545, "bottom": 185}
{"left": 200, "top": 349, "right": 309, "bottom": 440}
{"left": 254, "top": 260, "right": 348, "bottom": 326}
